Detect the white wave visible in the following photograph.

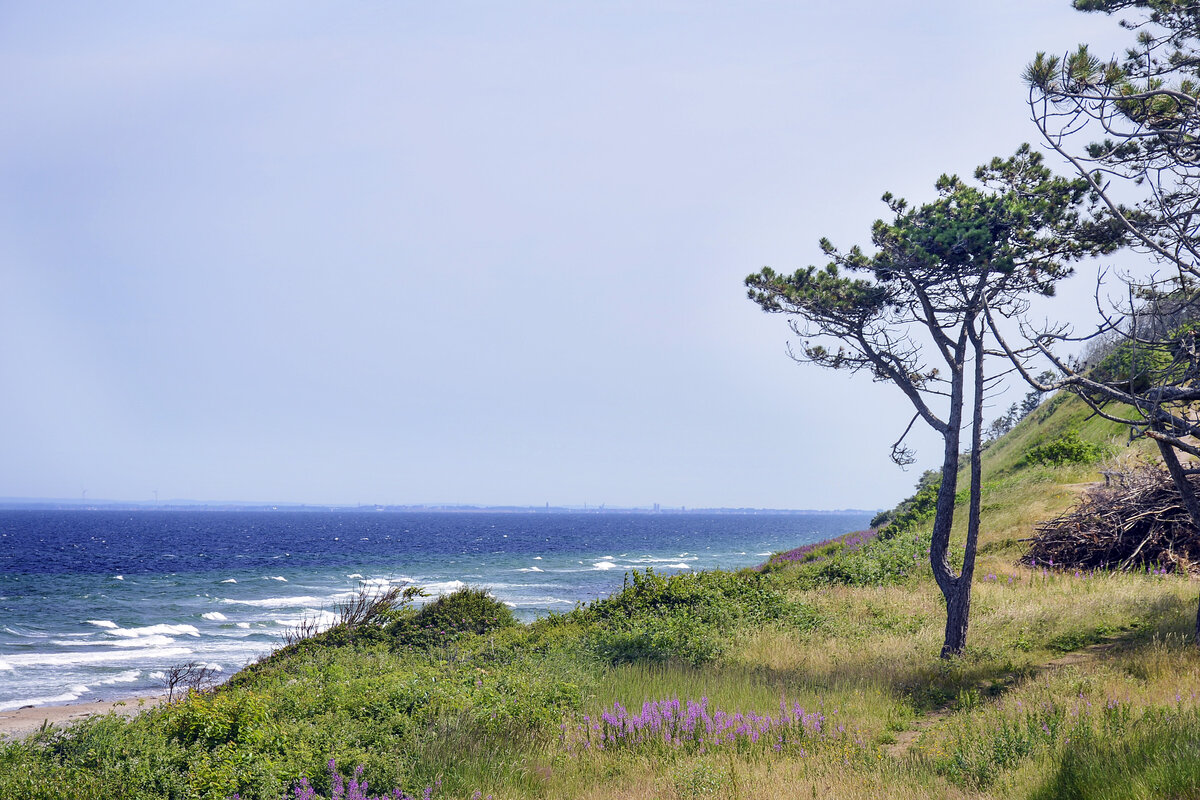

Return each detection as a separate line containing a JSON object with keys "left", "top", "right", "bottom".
{"left": 504, "top": 601, "right": 517, "bottom": 608}
{"left": 664, "top": 563, "right": 691, "bottom": 569}
{"left": 4, "top": 625, "right": 52, "bottom": 638}
{"left": 220, "top": 578, "right": 237, "bottom": 584}
{"left": 236, "top": 622, "right": 250, "bottom": 629}
{"left": 593, "top": 561, "right": 618, "bottom": 571}
{"left": 0, "top": 660, "right": 12, "bottom": 671}
{"left": 505, "top": 597, "right": 573, "bottom": 606}
{"left": 358, "top": 578, "right": 392, "bottom": 587}
{"left": 221, "top": 595, "right": 326, "bottom": 608}
{"left": 113, "top": 575, "right": 123, "bottom": 581}
{"left": 272, "top": 610, "right": 337, "bottom": 629}
{"left": 423, "top": 580, "right": 466, "bottom": 596}
{"left": 53, "top": 635, "right": 177, "bottom": 648}
{"left": 533, "top": 556, "right": 542, "bottom": 560}
{"left": 755, "top": 552, "right": 772, "bottom": 556}
{"left": 346, "top": 573, "right": 364, "bottom": 579}
{"left": 3, "top": 646, "right": 192, "bottom": 668}
{"left": 107, "top": 624, "right": 199, "bottom": 638}
{"left": 204, "top": 663, "right": 224, "bottom": 673}
{"left": 87, "top": 620, "right": 118, "bottom": 629}
{"left": 267, "top": 576, "right": 287, "bottom": 582}
{"left": 480, "top": 582, "right": 556, "bottom": 591}
{"left": 201, "top": 612, "right": 228, "bottom": 622}
{"left": 0, "top": 691, "right": 86, "bottom": 712}
{"left": 96, "top": 670, "right": 140, "bottom": 685}
{"left": 517, "top": 566, "right": 543, "bottom": 573}
{"left": 630, "top": 556, "right": 700, "bottom": 564}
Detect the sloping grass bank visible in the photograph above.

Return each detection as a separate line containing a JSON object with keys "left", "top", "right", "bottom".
{"left": 3, "top": 395, "right": 1199, "bottom": 799}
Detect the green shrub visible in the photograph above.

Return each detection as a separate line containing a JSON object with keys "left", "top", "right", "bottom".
{"left": 1024, "top": 431, "right": 1107, "bottom": 467}
{"left": 166, "top": 691, "right": 270, "bottom": 750}
{"left": 875, "top": 470, "right": 940, "bottom": 538}
{"left": 577, "top": 569, "right": 819, "bottom": 665}
{"left": 797, "top": 531, "right": 927, "bottom": 588}
{"left": 388, "top": 587, "right": 517, "bottom": 650}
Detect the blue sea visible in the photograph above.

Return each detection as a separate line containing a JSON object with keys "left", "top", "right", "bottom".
{"left": 0, "top": 510, "right": 870, "bottom": 711}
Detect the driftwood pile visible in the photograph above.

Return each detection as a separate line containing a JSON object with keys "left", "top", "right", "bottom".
{"left": 1023, "top": 460, "right": 1200, "bottom": 574}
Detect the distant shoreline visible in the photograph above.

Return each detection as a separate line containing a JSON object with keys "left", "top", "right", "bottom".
{"left": 0, "top": 502, "right": 877, "bottom": 515}
{"left": 0, "top": 694, "right": 162, "bottom": 741}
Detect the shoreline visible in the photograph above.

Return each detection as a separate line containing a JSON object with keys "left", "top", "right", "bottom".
{"left": 0, "top": 694, "right": 163, "bottom": 741}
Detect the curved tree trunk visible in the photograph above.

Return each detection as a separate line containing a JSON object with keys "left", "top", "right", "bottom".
{"left": 928, "top": 335, "right": 969, "bottom": 657}
{"left": 1155, "top": 436, "right": 1200, "bottom": 647}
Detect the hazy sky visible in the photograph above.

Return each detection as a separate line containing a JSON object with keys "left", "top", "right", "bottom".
{"left": 0, "top": 2, "right": 1133, "bottom": 509}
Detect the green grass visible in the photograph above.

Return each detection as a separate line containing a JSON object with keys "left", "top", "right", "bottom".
{"left": 3, "top": 392, "right": 1200, "bottom": 799}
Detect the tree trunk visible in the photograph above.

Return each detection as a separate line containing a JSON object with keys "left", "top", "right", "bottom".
{"left": 945, "top": 328, "right": 987, "bottom": 658}
{"left": 929, "top": 345, "right": 966, "bottom": 602}
{"left": 1155, "top": 437, "right": 1200, "bottom": 648}
{"left": 941, "top": 581, "right": 970, "bottom": 657}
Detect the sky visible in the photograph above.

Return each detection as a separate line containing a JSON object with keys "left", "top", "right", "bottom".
{"left": 0, "top": 2, "right": 1137, "bottom": 510}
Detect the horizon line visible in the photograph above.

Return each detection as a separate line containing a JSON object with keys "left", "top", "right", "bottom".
{"left": 0, "top": 496, "right": 878, "bottom": 514}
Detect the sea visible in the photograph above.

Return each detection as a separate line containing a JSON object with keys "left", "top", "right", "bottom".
{"left": 0, "top": 509, "right": 871, "bottom": 712}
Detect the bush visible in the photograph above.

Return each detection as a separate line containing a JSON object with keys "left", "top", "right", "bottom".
{"left": 388, "top": 587, "right": 517, "bottom": 650}
{"left": 796, "top": 530, "right": 927, "bottom": 588}
{"left": 577, "top": 569, "right": 819, "bottom": 665}
{"left": 1024, "top": 431, "right": 1107, "bottom": 467}
{"left": 874, "top": 470, "right": 940, "bottom": 537}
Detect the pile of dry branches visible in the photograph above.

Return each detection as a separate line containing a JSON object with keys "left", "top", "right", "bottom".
{"left": 1023, "top": 460, "right": 1200, "bottom": 574}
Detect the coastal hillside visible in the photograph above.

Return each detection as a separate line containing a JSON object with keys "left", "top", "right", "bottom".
{"left": 2, "top": 393, "right": 1199, "bottom": 800}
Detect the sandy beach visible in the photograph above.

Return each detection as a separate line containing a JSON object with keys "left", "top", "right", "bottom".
{"left": 0, "top": 695, "right": 163, "bottom": 741}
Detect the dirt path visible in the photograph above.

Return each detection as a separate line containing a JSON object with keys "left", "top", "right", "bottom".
{"left": 882, "top": 640, "right": 1117, "bottom": 759}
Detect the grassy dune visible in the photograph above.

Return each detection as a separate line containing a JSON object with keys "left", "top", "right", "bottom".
{"left": 3, "top": 394, "right": 1199, "bottom": 799}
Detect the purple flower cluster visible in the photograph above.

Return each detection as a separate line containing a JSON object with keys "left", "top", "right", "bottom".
{"left": 564, "top": 696, "right": 843, "bottom": 755}
{"left": 766, "top": 529, "right": 879, "bottom": 567}
{"left": 289, "top": 760, "right": 436, "bottom": 800}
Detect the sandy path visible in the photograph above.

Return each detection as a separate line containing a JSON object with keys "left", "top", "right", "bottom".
{"left": 0, "top": 695, "right": 163, "bottom": 741}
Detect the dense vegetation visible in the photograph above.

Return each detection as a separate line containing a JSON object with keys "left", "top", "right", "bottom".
{"left": 4, "top": 394, "right": 1200, "bottom": 799}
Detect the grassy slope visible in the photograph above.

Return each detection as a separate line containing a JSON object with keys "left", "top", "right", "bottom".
{"left": 3, "top": 394, "right": 1199, "bottom": 800}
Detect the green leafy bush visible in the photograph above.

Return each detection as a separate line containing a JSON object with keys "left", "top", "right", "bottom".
{"left": 166, "top": 691, "right": 270, "bottom": 750}
{"left": 796, "top": 531, "right": 927, "bottom": 588}
{"left": 873, "top": 470, "right": 940, "bottom": 537}
{"left": 1024, "top": 431, "right": 1107, "bottom": 467}
{"left": 388, "top": 587, "right": 517, "bottom": 650}
{"left": 577, "top": 569, "right": 819, "bottom": 665}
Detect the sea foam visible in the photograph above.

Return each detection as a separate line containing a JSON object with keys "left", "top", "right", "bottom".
{"left": 3, "top": 646, "right": 192, "bottom": 668}
{"left": 221, "top": 595, "right": 326, "bottom": 608}
{"left": 106, "top": 624, "right": 200, "bottom": 638}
